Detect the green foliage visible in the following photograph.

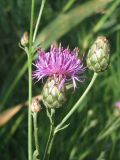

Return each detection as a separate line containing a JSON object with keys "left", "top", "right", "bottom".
{"left": 0, "top": 0, "right": 120, "bottom": 159}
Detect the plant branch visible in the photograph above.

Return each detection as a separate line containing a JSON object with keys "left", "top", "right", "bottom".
{"left": 55, "top": 72, "right": 98, "bottom": 132}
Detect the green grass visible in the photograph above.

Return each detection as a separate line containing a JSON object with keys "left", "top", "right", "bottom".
{"left": 0, "top": 0, "right": 120, "bottom": 159}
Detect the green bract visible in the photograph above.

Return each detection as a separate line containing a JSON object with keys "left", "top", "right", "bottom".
{"left": 87, "top": 36, "right": 110, "bottom": 73}
{"left": 42, "top": 78, "right": 66, "bottom": 108}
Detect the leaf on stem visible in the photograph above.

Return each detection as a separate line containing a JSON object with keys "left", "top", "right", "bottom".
{"left": 33, "top": 150, "right": 39, "bottom": 160}
{"left": 55, "top": 123, "right": 70, "bottom": 133}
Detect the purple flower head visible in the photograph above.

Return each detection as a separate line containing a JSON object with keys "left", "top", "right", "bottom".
{"left": 115, "top": 101, "right": 120, "bottom": 109}
{"left": 33, "top": 44, "right": 86, "bottom": 90}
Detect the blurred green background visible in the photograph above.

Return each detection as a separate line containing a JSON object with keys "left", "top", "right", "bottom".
{"left": 0, "top": 0, "right": 120, "bottom": 159}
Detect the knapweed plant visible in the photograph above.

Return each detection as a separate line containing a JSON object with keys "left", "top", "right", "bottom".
{"left": 20, "top": 0, "right": 110, "bottom": 159}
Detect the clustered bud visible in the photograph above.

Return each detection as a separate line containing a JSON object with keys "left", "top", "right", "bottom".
{"left": 31, "top": 98, "right": 41, "bottom": 113}
{"left": 42, "top": 78, "right": 66, "bottom": 109}
{"left": 21, "top": 32, "right": 29, "bottom": 47}
{"left": 87, "top": 36, "right": 110, "bottom": 73}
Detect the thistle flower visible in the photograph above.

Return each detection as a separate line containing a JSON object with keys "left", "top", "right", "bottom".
{"left": 87, "top": 36, "right": 110, "bottom": 73}
{"left": 33, "top": 44, "right": 85, "bottom": 108}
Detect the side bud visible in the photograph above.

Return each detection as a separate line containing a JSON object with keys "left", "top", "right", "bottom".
{"left": 42, "top": 77, "right": 66, "bottom": 109}
{"left": 31, "top": 98, "right": 41, "bottom": 113}
{"left": 20, "top": 32, "right": 29, "bottom": 47}
{"left": 87, "top": 36, "right": 110, "bottom": 73}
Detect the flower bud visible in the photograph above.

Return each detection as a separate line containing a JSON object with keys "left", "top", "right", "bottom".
{"left": 31, "top": 99, "right": 41, "bottom": 113}
{"left": 42, "top": 77, "right": 66, "bottom": 109}
{"left": 90, "top": 119, "right": 98, "bottom": 128}
{"left": 87, "top": 36, "right": 110, "bottom": 73}
{"left": 20, "top": 32, "right": 29, "bottom": 46}
{"left": 87, "top": 109, "right": 94, "bottom": 117}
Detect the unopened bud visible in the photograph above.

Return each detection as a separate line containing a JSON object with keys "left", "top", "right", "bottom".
{"left": 21, "top": 32, "right": 29, "bottom": 46}
{"left": 87, "top": 109, "right": 94, "bottom": 117}
{"left": 42, "top": 77, "right": 66, "bottom": 109}
{"left": 31, "top": 99, "right": 41, "bottom": 113}
{"left": 87, "top": 36, "right": 110, "bottom": 73}
{"left": 90, "top": 119, "right": 98, "bottom": 128}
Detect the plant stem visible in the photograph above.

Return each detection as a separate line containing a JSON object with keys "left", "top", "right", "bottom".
{"left": 33, "top": 113, "right": 40, "bottom": 159}
{"left": 33, "top": 0, "right": 46, "bottom": 43}
{"left": 43, "top": 109, "right": 55, "bottom": 160}
{"left": 44, "top": 73, "right": 98, "bottom": 160}
{"left": 29, "top": 0, "right": 35, "bottom": 48}
{"left": 28, "top": 0, "right": 35, "bottom": 159}
{"left": 46, "top": 131, "right": 56, "bottom": 160}
{"left": 43, "top": 125, "right": 52, "bottom": 160}
{"left": 28, "top": 57, "right": 33, "bottom": 160}
{"left": 43, "top": 124, "right": 55, "bottom": 160}
{"left": 55, "top": 72, "right": 98, "bottom": 132}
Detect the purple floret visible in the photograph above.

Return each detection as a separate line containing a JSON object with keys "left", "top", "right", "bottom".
{"left": 33, "top": 44, "right": 85, "bottom": 90}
